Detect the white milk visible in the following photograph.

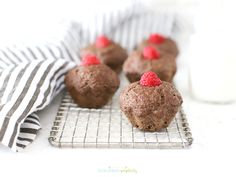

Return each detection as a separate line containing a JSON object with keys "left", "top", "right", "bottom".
{"left": 188, "top": 1, "right": 236, "bottom": 103}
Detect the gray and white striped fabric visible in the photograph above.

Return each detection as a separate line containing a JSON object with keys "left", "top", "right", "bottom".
{"left": 0, "top": 26, "right": 81, "bottom": 151}
{"left": 0, "top": 1, "right": 183, "bottom": 151}
{"left": 0, "top": 55, "right": 77, "bottom": 151}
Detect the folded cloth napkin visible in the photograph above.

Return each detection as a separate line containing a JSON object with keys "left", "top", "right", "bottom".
{"left": 0, "top": 48, "right": 77, "bottom": 151}
{"left": 0, "top": 1, "right": 181, "bottom": 151}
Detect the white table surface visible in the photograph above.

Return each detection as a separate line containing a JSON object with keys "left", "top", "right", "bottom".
{"left": 1, "top": 2, "right": 235, "bottom": 176}
{"left": 1, "top": 55, "right": 236, "bottom": 177}
{"left": 1, "top": 87, "right": 236, "bottom": 177}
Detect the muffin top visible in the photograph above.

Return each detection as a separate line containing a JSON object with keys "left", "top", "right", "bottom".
{"left": 120, "top": 78, "right": 182, "bottom": 117}
{"left": 137, "top": 34, "right": 179, "bottom": 57}
{"left": 123, "top": 46, "right": 176, "bottom": 79}
{"left": 80, "top": 36, "right": 127, "bottom": 67}
{"left": 65, "top": 55, "right": 120, "bottom": 96}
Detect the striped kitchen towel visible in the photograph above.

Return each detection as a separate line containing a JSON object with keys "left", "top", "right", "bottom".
{"left": 0, "top": 22, "right": 81, "bottom": 151}
{"left": 0, "top": 1, "right": 185, "bottom": 151}
{"left": 0, "top": 45, "right": 78, "bottom": 151}
{"left": 0, "top": 59, "right": 76, "bottom": 151}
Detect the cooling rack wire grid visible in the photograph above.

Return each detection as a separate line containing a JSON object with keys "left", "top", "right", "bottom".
{"left": 49, "top": 74, "right": 193, "bottom": 149}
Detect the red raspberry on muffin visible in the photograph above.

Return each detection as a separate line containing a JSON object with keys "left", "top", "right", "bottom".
{"left": 137, "top": 33, "right": 179, "bottom": 57}
{"left": 65, "top": 55, "right": 120, "bottom": 108}
{"left": 120, "top": 71, "right": 182, "bottom": 131}
{"left": 80, "top": 35, "right": 128, "bottom": 73}
{"left": 123, "top": 46, "right": 176, "bottom": 83}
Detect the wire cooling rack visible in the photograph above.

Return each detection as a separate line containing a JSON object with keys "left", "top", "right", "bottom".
{"left": 48, "top": 74, "right": 193, "bottom": 149}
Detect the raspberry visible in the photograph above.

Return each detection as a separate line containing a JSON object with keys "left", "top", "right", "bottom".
{"left": 140, "top": 71, "right": 162, "bottom": 87}
{"left": 148, "top": 33, "right": 165, "bottom": 44}
{"left": 142, "top": 46, "right": 160, "bottom": 60}
{"left": 96, "top": 35, "right": 111, "bottom": 48}
{"left": 81, "top": 54, "right": 100, "bottom": 66}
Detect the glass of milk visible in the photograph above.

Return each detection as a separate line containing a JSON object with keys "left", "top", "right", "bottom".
{"left": 188, "top": 1, "right": 236, "bottom": 103}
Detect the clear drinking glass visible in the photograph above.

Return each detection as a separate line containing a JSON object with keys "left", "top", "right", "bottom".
{"left": 188, "top": 1, "right": 236, "bottom": 103}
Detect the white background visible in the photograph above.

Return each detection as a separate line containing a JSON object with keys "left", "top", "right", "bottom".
{"left": 1, "top": 0, "right": 236, "bottom": 177}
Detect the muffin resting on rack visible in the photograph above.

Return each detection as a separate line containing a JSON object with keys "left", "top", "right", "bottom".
{"left": 123, "top": 46, "right": 176, "bottom": 83}
{"left": 137, "top": 33, "right": 179, "bottom": 57}
{"left": 65, "top": 55, "right": 120, "bottom": 108}
{"left": 120, "top": 71, "right": 182, "bottom": 131}
{"left": 80, "top": 35, "right": 128, "bottom": 73}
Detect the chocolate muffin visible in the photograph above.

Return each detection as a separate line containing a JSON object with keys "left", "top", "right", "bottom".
{"left": 137, "top": 33, "right": 179, "bottom": 57}
{"left": 80, "top": 35, "right": 128, "bottom": 73}
{"left": 120, "top": 72, "right": 183, "bottom": 131}
{"left": 65, "top": 55, "right": 120, "bottom": 108}
{"left": 123, "top": 46, "right": 176, "bottom": 83}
